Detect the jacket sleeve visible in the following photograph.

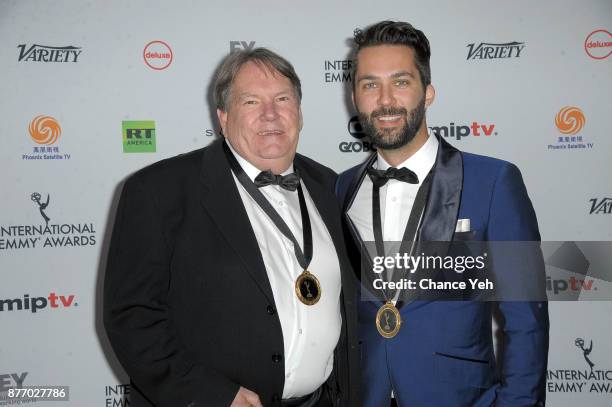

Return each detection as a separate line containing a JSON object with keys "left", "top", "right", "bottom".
{"left": 103, "top": 175, "right": 239, "bottom": 407}
{"left": 486, "top": 163, "right": 549, "bottom": 407}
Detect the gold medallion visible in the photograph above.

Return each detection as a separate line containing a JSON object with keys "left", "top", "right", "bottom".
{"left": 376, "top": 301, "right": 402, "bottom": 338}
{"left": 295, "top": 270, "right": 321, "bottom": 306}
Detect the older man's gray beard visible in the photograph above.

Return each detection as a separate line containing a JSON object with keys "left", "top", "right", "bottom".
{"left": 358, "top": 96, "right": 426, "bottom": 150}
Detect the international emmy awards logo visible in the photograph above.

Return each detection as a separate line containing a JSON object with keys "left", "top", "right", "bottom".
{"left": 31, "top": 192, "right": 50, "bottom": 225}
{"left": 575, "top": 337, "right": 595, "bottom": 371}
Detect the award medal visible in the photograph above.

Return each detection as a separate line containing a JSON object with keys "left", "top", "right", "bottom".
{"left": 223, "top": 141, "right": 321, "bottom": 306}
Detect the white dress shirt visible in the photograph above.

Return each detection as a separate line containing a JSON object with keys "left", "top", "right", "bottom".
{"left": 227, "top": 141, "right": 342, "bottom": 398}
{"left": 347, "top": 135, "right": 439, "bottom": 296}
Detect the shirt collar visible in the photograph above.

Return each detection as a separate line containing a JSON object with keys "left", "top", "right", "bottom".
{"left": 225, "top": 139, "right": 295, "bottom": 182}
{"left": 376, "top": 134, "right": 438, "bottom": 183}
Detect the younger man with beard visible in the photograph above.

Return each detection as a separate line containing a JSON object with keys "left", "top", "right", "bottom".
{"left": 336, "top": 21, "right": 549, "bottom": 407}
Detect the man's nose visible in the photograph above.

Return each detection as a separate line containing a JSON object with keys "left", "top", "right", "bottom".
{"left": 261, "top": 101, "right": 280, "bottom": 120}
{"left": 377, "top": 83, "right": 395, "bottom": 107}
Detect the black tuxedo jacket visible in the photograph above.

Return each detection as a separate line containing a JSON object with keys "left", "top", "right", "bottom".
{"left": 103, "top": 139, "right": 360, "bottom": 407}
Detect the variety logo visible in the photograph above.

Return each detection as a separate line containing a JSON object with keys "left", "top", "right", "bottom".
{"left": 324, "top": 59, "right": 353, "bottom": 83}
{"left": 549, "top": 107, "right": 592, "bottom": 151}
{"left": 230, "top": 41, "right": 256, "bottom": 53}
{"left": 338, "top": 116, "right": 376, "bottom": 153}
{"left": 466, "top": 42, "right": 525, "bottom": 60}
{"left": 0, "top": 292, "right": 77, "bottom": 313}
{"left": 22, "top": 115, "right": 70, "bottom": 161}
{"left": 428, "top": 121, "right": 497, "bottom": 140}
{"left": 17, "top": 44, "right": 82, "bottom": 63}
{"left": 547, "top": 338, "right": 612, "bottom": 394}
{"left": 589, "top": 198, "right": 612, "bottom": 214}
{"left": 584, "top": 29, "right": 612, "bottom": 60}
{"left": 0, "top": 192, "right": 97, "bottom": 250}
{"left": 105, "top": 384, "right": 130, "bottom": 407}
{"left": 123, "top": 120, "right": 156, "bottom": 153}
{"left": 143, "top": 40, "right": 173, "bottom": 70}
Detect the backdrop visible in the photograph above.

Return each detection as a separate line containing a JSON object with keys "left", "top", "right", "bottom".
{"left": 1, "top": 0, "right": 611, "bottom": 405}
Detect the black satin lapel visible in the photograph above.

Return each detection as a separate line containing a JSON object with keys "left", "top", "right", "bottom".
{"left": 420, "top": 136, "right": 464, "bottom": 242}
{"left": 341, "top": 154, "right": 377, "bottom": 251}
{"left": 342, "top": 153, "right": 377, "bottom": 213}
{"left": 199, "top": 140, "right": 275, "bottom": 303}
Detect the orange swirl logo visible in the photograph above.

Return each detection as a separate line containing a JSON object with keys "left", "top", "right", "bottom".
{"left": 555, "top": 107, "right": 585, "bottom": 135}
{"left": 29, "top": 115, "right": 61, "bottom": 144}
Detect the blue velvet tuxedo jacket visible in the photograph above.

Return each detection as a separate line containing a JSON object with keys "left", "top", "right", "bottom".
{"left": 336, "top": 136, "right": 549, "bottom": 407}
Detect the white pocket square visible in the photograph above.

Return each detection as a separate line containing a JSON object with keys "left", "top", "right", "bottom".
{"left": 455, "top": 218, "right": 471, "bottom": 233}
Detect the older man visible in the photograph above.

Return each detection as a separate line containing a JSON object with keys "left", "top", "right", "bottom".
{"left": 104, "top": 48, "right": 359, "bottom": 407}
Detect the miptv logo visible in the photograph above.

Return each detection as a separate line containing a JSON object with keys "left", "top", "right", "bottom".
{"left": 143, "top": 40, "right": 173, "bottom": 70}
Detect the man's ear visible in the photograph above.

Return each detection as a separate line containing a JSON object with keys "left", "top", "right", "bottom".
{"left": 424, "top": 84, "right": 435, "bottom": 108}
{"left": 217, "top": 108, "right": 227, "bottom": 135}
{"left": 298, "top": 108, "right": 303, "bottom": 132}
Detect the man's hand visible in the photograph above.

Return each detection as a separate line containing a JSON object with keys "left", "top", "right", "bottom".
{"left": 230, "top": 387, "right": 263, "bottom": 407}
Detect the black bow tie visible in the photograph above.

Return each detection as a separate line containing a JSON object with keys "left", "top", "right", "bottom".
{"left": 254, "top": 170, "right": 300, "bottom": 191}
{"left": 367, "top": 166, "right": 419, "bottom": 188}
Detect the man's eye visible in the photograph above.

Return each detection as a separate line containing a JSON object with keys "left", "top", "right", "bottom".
{"left": 396, "top": 80, "right": 409, "bottom": 87}
{"left": 363, "top": 82, "right": 377, "bottom": 89}
{"left": 277, "top": 96, "right": 290, "bottom": 102}
{"left": 244, "top": 100, "right": 258, "bottom": 105}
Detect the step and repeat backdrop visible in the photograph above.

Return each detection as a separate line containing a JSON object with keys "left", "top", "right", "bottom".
{"left": 1, "top": 0, "right": 611, "bottom": 405}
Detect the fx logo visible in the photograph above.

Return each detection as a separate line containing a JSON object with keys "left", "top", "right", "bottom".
{"left": 230, "top": 41, "right": 256, "bottom": 53}
{"left": 0, "top": 372, "right": 28, "bottom": 392}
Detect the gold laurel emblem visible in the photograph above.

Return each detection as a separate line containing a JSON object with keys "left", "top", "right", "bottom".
{"left": 376, "top": 302, "right": 402, "bottom": 338}
{"left": 295, "top": 270, "right": 321, "bottom": 306}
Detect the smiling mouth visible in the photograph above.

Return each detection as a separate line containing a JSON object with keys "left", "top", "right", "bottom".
{"left": 377, "top": 115, "right": 403, "bottom": 122}
{"left": 257, "top": 130, "right": 284, "bottom": 136}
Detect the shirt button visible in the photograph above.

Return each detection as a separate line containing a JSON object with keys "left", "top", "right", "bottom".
{"left": 298, "top": 328, "right": 303, "bottom": 334}
{"left": 278, "top": 201, "right": 285, "bottom": 207}
{"left": 272, "top": 353, "right": 283, "bottom": 363}
{"left": 391, "top": 196, "right": 397, "bottom": 202}
{"left": 272, "top": 394, "right": 280, "bottom": 402}
{"left": 267, "top": 305, "right": 276, "bottom": 315}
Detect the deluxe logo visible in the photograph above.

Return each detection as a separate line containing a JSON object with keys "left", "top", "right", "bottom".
{"left": 17, "top": 44, "right": 82, "bottom": 62}
{"left": 22, "top": 115, "right": 70, "bottom": 161}
{"left": 324, "top": 59, "right": 353, "bottom": 83}
{"left": 549, "top": 107, "right": 593, "bottom": 151}
{"left": 338, "top": 116, "right": 376, "bottom": 153}
{"left": 143, "top": 41, "right": 173, "bottom": 70}
{"left": 589, "top": 198, "right": 612, "bottom": 214}
{"left": 584, "top": 29, "right": 612, "bottom": 60}
{"left": 0, "top": 293, "right": 77, "bottom": 313}
{"left": 230, "top": 41, "right": 256, "bottom": 53}
{"left": 547, "top": 338, "right": 612, "bottom": 394}
{"left": 0, "top": 193, "right": 97, "bottom": 250}
{"left": 122, "top": 121, "right": 156, "bottom": 153}
{"left": 466, "top": 42, "right": 525, "bottom": 60}
{"left": 429, "top": 122, "right": 497, "bottom": 140}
